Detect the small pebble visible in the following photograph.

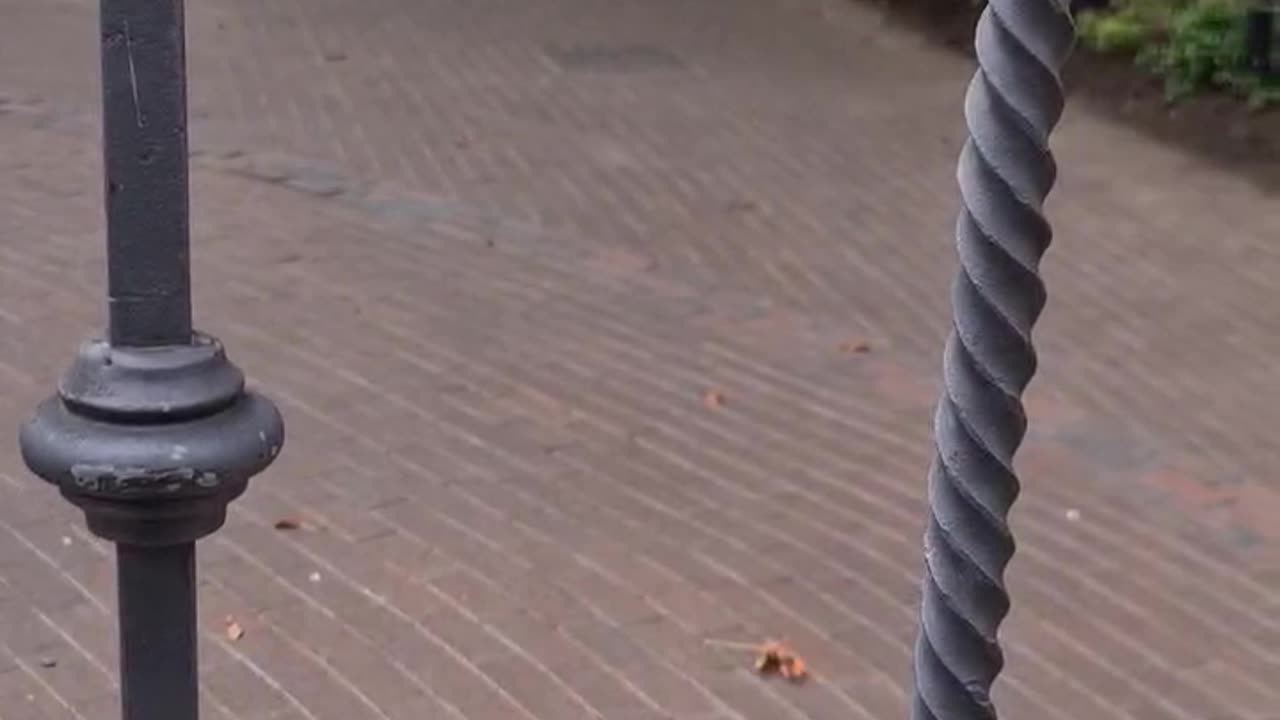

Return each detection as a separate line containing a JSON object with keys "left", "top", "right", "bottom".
{"left": 1065, "top": 508, "right": 1081, "bottom": 522}
{"left": 308, "top": 571, "right": 322, "bottom": 583}
{"left": 38, "top": 658, "right": 56, "bottom": 669}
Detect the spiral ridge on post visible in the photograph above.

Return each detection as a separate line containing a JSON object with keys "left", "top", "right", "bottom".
{"left": 910, "top": 2, "right": 1074, "bottom": 719}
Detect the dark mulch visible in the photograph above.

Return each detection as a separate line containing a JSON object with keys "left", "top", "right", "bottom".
{"left": 866, "top": 0, "right": 1280, "bottom": 192}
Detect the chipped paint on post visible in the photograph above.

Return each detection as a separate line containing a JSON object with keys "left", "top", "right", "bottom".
{"left": 69, "top": 463, "right": 222, "bottom": 496}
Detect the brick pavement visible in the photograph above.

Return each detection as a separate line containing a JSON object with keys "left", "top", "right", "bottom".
{"left": 0, "top": 0, "right": 1278, "bottom": 718}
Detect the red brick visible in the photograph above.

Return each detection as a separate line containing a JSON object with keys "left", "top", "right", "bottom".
{"left": 622, "top": 660, "right": 720, "bottom": 717}
{"left": 0, "top": 1, "right": 1275, "bottom": 718}
{"left": 477, "top": 655, "right": 597, "bottom": 720}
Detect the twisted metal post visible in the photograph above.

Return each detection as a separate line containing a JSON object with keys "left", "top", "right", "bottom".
{"left": 910, "top": 2, "right": 1074, "bottom": 719}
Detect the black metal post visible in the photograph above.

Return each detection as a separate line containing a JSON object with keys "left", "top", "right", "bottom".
{"left": 118, "top": 544, "right": 199, "bottom": 720}
{"left": 18, "top": 0, "right": 283, "bottom": 718}
{"left": 1245, "top": 5, "right": 1275, "bottom": 77}
{"left": 908, "top": 2, "right": 1073, "bottom": 719}
{"left": 102, "top": 0, "right": 193, "bottom": 348}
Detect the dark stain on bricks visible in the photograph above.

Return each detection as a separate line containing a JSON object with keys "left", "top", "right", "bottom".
{"left": 1044, "top": 420, "right": 1160, "bottom": 475}
{"left": 281, "top": 169, "right": 347, "bottom": 198}
{"left": 1133, "top": 465, "right": 1280, "bottom": 546}
{"left": 1227, "top": 524, "right": 1263, "bottom": 549}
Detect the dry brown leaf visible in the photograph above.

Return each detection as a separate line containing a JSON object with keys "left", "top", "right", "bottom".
{"left": 705, "top": 638, "right": 808, "bottom": 683}
{"left": 225, "top": 616, "right": 245, "bottom": 641}
{"left": 755, "top": 640, "right": 808, "bottom": 682}
{"left": 839, "top": 339, "right": 872, "bottom": 355}
{"left": 273, "top": 517, "right": 303, "bottom": 531}
{"left": 781, "top": 652, "right": 807, "bottom": 681}
{"left": 703, "top": 389, "right": 727, "bottom": 408}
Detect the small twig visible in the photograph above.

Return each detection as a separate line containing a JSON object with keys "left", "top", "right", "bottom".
{"left": 703, "top": 638, "right": 761, "bottom": 651}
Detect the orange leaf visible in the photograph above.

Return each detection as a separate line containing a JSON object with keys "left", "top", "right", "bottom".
{"left": 753, "top": 639, "right": 807, "bottom": 683}
{"left": 704, "top": 637, "right": 808, "bottom": 682}
{"left": 839, "top": 339, "right": 872, "bottom": 355}
{"left": 782, "top": 654, "right": 808, "bottom": 681}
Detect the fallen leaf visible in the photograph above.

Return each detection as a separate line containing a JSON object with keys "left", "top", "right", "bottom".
{"left": 755, "top": 640, "right": 808, "bottom": 682}
{"left": 704, "top": 638, "right": 808, "bottom": 683}
{"left": 225, "top": 616, "right": 245, "bottom": 641}
{"left": 781, "top": 652, "right": 807, "bottom": 681}
{"left": 273, "top": 517, "right": 303, "bottom": 531}
{"left": 839, "top": 339, "right": 872, "bottom": 355}
{"left": 38, "top": 658, "right": 56, "bottom": 669}
{"left": 703, "top": 389, "right": 727, "bottom": 408}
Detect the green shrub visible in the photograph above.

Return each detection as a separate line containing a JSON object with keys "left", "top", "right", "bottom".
{"left": 1078, "top": 9, "right": 1152, "bottom": 52}
{"left": 1139, "top": 0, "right": 1246, "bottom": 98}
{"left": 1076, "top": 0, "right": 1184, "bottom": 52}
{"left": 1078, "top": 0, "right": 1276, "bottom": 107}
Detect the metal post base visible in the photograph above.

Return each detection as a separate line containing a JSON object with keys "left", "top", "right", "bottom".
{"left": 19, "top": 333, "right": 283, "bottom": 546}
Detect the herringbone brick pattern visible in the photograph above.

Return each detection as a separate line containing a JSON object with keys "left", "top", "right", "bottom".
{"left": 0, "top": 0, "right": 1277, "bottom": 718}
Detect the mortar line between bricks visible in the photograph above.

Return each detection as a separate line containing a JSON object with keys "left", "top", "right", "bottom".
{"left": 215, "top": 297, "right": 926, "bottom": 609}
{"left": 229, "top": 504, "right": 544, "bottom": 720}
{"left": 205, "top": 632, "right": 321, "bottom": 720}
{"left": 10, "top": 140, "right": 1269, "bottom": 681}
{"left": 0, "top": 519, "right": 109, "bottom": 616}
{"left": 194, "top": 235, "right": 1274, "bottom": 666}
{"left": 32, "top": 608, "right": 116, "bottom": 686}
{"left": 5, "top": 89, "right": 1244, "bottom": 458}
{"left": 4, "top": 649, "right": 90, "bottom": 720}
{"left": 203, "top": 557, "right": 469, "bottom": 720}
{"left": 241, "top": 243, "right": 1280, "bottom": 640}
{"left": 273, "top": 628, "right": 394, "bottom": 720}
{"left": 204, "top": 279, "right": 1126, "bottom": 702}
{"left": 2, "top": 11, "right": 1278, "bottom": 717}
{"left": 0, "top": 97, "right": 982, "bottom": 353}
{"left": 426, "top": 585, "right": 638, "bottom": 720}
{"left": 363, "top": 486, "right": 839, "bottom": 718}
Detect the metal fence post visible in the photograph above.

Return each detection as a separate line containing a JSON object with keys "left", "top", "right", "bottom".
{"left": 909, "top": 2, "right": 1074, "bottom": 718}
{"left": 17, "top": 1, "right": 284, "bottom": 718}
